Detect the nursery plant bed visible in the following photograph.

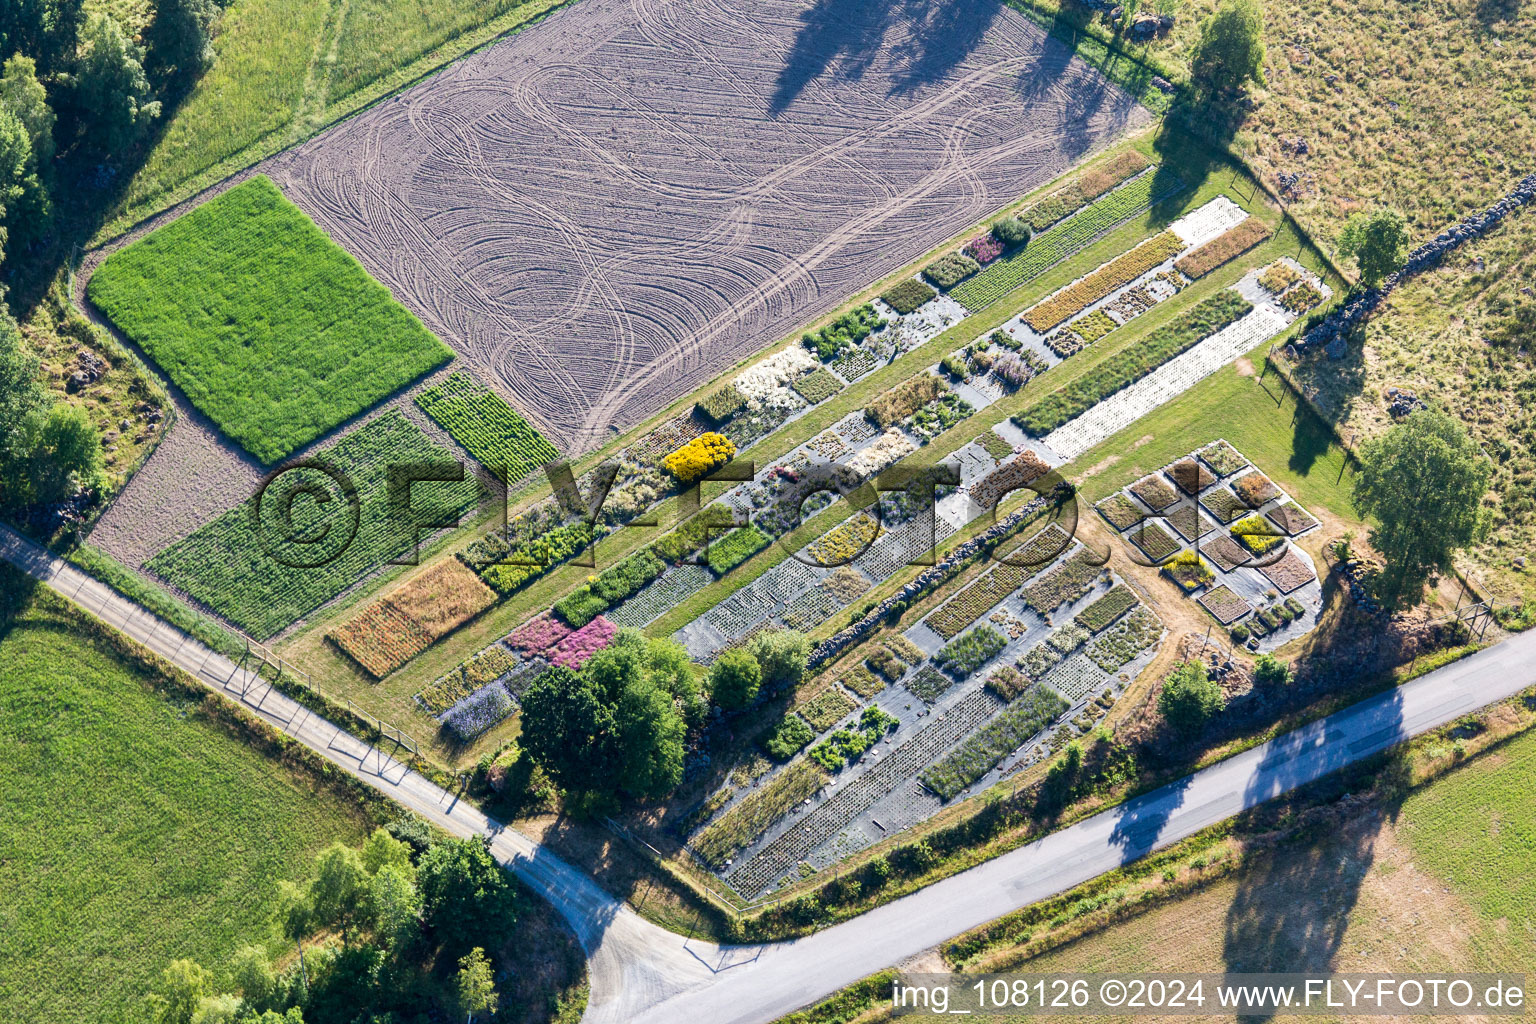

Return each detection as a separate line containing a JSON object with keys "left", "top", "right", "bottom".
{"left": 1258, "top": 549, "right": 1317, "bottom": 593}
{"left": 1267, "top": 502, "right": 1320, "bottom": 536}
{"left": 1095, "top": 492, "right": 1146, "bottom": 532}
{"left": 1198, "top": 585, "right": 1252, "bottom": 625}
{"left": 1130, "top": 474, "right": 1180, "bottom": 512}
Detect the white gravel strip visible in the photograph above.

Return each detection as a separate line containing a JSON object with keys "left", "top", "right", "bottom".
{"left": 734, "top": 345, "right": 819, "bottom": 399}
{"left": 1168, "top": 195, "right": 1249, "bottom": 248}
{"left": 1043, "top": 304, "right": 1288, "bottom": 460}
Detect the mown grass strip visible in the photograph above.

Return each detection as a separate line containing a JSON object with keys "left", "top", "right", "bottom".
{"left": 950, "top": 169, "right": 1185, "bottom": 312}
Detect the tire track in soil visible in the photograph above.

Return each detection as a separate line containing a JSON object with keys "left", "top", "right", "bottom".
{"left": 269, "top": 0, "right": 1150, "bottom": 452}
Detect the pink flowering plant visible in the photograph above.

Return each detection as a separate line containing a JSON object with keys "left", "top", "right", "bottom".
{"left": 507, "top": 612, "right": 572, "bottom": 655}
{"left": 549, "top": 616, "right": 617, "bottom": 669}
{"left": 963, "top": 232, "right": 1005, "bottom": 265}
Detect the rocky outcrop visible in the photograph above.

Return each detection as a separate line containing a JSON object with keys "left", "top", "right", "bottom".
{"left": 1294, "top": 171, "right": 1536, "bottom": 358}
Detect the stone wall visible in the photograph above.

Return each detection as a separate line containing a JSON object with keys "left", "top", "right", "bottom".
{"left": 1294, "top": 171, "right": 1536, "bottom": 359}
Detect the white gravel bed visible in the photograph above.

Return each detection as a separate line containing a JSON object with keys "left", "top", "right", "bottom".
{"left": 1169, "top": 195, "right": 1249, "bottom": 248}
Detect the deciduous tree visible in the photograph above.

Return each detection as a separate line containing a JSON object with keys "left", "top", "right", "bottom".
{"left": 1337, "top": 207, "right": 1410, "bottom": 287}
{"left": 308, "top": 843, "right": 370, "bottom": 949}
{"left": 146, "top": 0, "right": 219, "bottom": 79}
{"left": 1353, "top": 410, "right": 1490, "bottom": 609}
{"left": 73, "top": 13, "right": 160, "bottom": 152}
{"left": 1158, "top": 660, "right": 1224, "bottom": 736}
{"left": 1190, "top": 0, "right": 1265, "bottom": 93}
{"left": 455, "top": 948, "right": 498, "bottom": 1024}
{"left": 708, "top": 647, "right": 761, "bottom": 710}
{"left": 417, "top": 837, "right": 518, "bottom": 962}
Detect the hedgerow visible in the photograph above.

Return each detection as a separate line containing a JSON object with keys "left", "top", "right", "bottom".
{"left": 147, "top": 412, "right": 478, "bottom": 639}
{"left": 88, "top": 177, "right": 451, "bottom": 464}
{"left": 415, "top": 371, "right": 559, "bottom": 481}
{"left": 1013, "top": 290, "right": 1253, "bottom": 436}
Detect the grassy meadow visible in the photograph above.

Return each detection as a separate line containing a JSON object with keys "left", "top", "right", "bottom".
{"left": 88, "top": 177, "right": 452, "bottom": 464}
{"left": 0, "top": 567, "right": 373, "bottom": 1023}
{"left": 98, "top": 0, "right": 570, "bottom": 237}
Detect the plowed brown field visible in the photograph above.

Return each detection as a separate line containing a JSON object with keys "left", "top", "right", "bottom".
{"left": 267, "top": 0, "right": 1148, "bottom": 453}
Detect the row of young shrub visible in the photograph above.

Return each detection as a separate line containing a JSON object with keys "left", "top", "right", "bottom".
{"left": 553, "top": 547, "right": 668, "bottom": 627}
{"left": 802, "top": 304, "right": 885, "bottom": 360}
{"left": 1013, "top": 290, "right": 1253, "bottom": 436}
{"left": 1023, "top": 231, "right": 1182, "bottom": 332}
{"left": 1015, "top": 150, "right": 1150, "bottom": 232}
{"left": 1174, "top": 217, "right": 1272, "bottom": 279}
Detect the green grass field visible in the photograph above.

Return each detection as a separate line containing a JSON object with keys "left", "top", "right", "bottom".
{"left": 106, "top": 0, "right": 570, "bottom": 235}
{"left": 0, "top": 569, "right": 371, "bottom": 1023}
{"left": 147, "top": 410, "right": 480, "bottom": 639}
{"left": 1397, "top": 728, "right": 1536, "bottom": 929}
{"left": 88, "top": 176, "right": 452, "bottom": 464}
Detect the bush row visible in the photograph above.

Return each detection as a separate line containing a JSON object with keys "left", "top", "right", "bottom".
{"left": 1013, "top": 290, "right": 1253, "bottom": 436}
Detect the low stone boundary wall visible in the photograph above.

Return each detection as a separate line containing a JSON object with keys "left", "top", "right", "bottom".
{"left": 1295, "top": 172, "right": 1536, "bottom": 358}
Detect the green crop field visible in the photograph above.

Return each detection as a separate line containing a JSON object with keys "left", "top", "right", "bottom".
{"left": 88, "top": 177, "right": 452, "bottom": 464}
{"left": 147, "top": 411, "right": 480, "bottom": 639}
{"left": 415, "top": 371, "right": 560, "bottom": 480}
{"left": 0, "top": 569, "right": 370, "bottom": 1023}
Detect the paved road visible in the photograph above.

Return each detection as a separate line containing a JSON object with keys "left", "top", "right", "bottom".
{"left": 5, "top": 523, "right": 1533, "bottom": 1024}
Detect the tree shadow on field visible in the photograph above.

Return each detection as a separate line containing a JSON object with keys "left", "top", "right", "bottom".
{"left": 1473, "top": 0, "right": 1522, "bottom": 28}
{"left": 768, "top": 0, "right": 998, "bottom": 116}
{"left": 1221, "top": 691, "right": 1408, "bottom": 1017}
{"left": 1108, "top": 771, "right": 1195, "bottom": 865}
{"left": 0, "top": 562, "right": 40, "bottom": 642}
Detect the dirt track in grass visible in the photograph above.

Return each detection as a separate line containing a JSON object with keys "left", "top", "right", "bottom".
{"left": 266, "top": 0, "right": 1149, "bottom": 454}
